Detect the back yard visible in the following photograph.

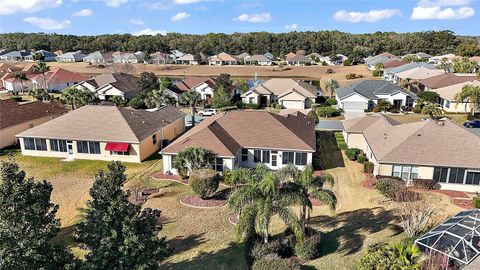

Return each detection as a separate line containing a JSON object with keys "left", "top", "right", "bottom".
{"left": 0, "top": 133, "right": 463, "bottom": 269}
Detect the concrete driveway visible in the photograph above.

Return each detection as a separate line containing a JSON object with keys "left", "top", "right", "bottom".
{"left": 343, "top": 111, "right": 365, "bottom": 120}
{"left": 316, "top": 120, "right": 343, "bottom": 131}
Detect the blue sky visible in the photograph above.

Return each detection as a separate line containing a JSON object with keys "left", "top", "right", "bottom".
{"left": 0, "top": 0, "right": 478, "bottom": 36}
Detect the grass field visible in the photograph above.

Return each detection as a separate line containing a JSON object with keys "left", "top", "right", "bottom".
{"left": 0, "top": 133, "right": 462, "bottom": 269}
{"left": 389, "top": 113, "right": 469, "bottom": 125}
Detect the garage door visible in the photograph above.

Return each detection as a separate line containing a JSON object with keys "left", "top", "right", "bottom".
{"left": 281, "top": 100, "right": 304, "bottom": 109}
{"left": 342, "top": 102, "right": 366, "bottom": 111}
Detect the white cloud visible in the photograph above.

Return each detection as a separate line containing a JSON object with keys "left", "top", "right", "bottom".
{"left": 23, "top": 16, "right": 71, "bottom": 30}
{"left": 103, "top": 0, "right": 128, "bottom": 7}
{"left": 411, "top": 6, "right": 475, "bottom": 19}
{"left": 144, "top": 1, "right": 173, "bottom": 10}
{"left": 235, "top": 13, "right": 272, "bottom": 23}
{"left": 333, "top": 9, "right": 401, "bottom": 23}
{"left": 171, "top": 12, "right": 190, "bottom": 22}
{"left": 0, "top": 0, "right": 62, "bottom": 15}
{"left": 175, "top": 0, "right": 203, "bottom": 4}
{"left": 285, "top": 23, "right": 298, "bottom": 31}
{"left": 133, "top": 28, "right": 167, "bottom": 36}
{"left": 73, "top": 9, "right": 93, "bottom": 17}
{"left": 129, "top": 18, "right": 144, "bottom": 25}
{"left": 411, "top": 0, "right": 475, "bottom": 20}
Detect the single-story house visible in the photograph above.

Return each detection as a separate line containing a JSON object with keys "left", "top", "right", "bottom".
{"left": 30, "top": 67, "right": 89, "bottom": 92}
{"left": 394, "top": 66, "right": 445, "bottom": 85}
{"left": 0, "top": 99, "right": 66, "bottom": 149}
{"left": 75, "top": 73, "right": 138, "bottom": 100}
{"left": 365, "top": 52, "right": 399, "bottom": 70}
{"left": 342, "top": 113, "right": 480, "bottom": 192}
{"left": 335, "top": 80, "right": 417, "bottom": 112}
{"left": 149, "top": 52, "right": 174, "bottom": 65}
{"left": 314, "top": 54, "right": 348, "bottom": 66}
{"left": 433, "top": 80, "right": 480, "bottom": 113}
{"left": 171, "top": 77, "right": 238, "bottom": 102}
{"left": 160, "top": 110, "right": 316, "bottom": 174}
{"left": 244, "top": 55, "right": 272, "bottom": 66}
{"left": 286, "top": 54, "right": 310, "bottom": 66}
{"left": 382, "top": 60, "right": 406, "bottom": 69}
{"left": 17, "top": 105, "right": 185, "bottom": 163}
{"left": 417, "top": 73, "right": 478, "bottom": 91}
{"left": 175, "top": 54, "right": 198, "bottom": 65}
{"left": 428, "top": 53, "right": 458, "bottom": 65}
{"left": 170, "top": 50, "right": 184, "bottom": 59}
{"left": 56, "top": 51, "right": 86, "bottom": 62}
{"left": 402, "top": 52, "right": 432, "bottom": 60}
{"left": 112, "top": 51, "right": 144, "bottom": 64}
{"left": 3, "top": 73, "right": 37, "bottom": 92}
{"left": 241, "top": 78, "right": 321, "bottom": 109}
{"left": 383, "top": 62, "right": 436, "bottom": 82}
{"left": 83, "top": 51, "right": 113, "bottom": 64}
{"left": 0, "top": 50, "right": 31, "bottom": 61}
{"left": 208, "top": 52, "right": 237, "bottom": 66}
{"left": 264, "top": 52, "right": 275, "bottom": 60}
{"left": 237, "top": 52, "right": 250, "bottom": 61}
{"left": 24, "top": 50, "right": 57, "bottom": 62}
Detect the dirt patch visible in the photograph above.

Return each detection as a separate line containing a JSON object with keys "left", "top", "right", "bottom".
{"left": 179, "top": 195, "right": 227, "bottom": 208}
{"left": 152, "top": 172, "right": 188, "bottom": 185}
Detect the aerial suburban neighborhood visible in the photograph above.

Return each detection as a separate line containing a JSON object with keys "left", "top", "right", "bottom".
{"left": 1, "top": 1, "right": 480, "bottom": 270}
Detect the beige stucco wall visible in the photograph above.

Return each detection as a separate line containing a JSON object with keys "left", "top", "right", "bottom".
{"left": 242, "top": 92, "right": 260, "bottom": 104}
{"left": 345, "top": 133, "right": 366, "bottom": 150}
{"left": 139, "top": 117, "right": 185, "bottom": 161}
{"left": 378, "top": 163, "right": 392, "bottom": 176}
{"left": 444, "top": 101, "right": 476, "bottom": 113}
{"left": 0, "top": 115, "right": 59, "bottom": 149}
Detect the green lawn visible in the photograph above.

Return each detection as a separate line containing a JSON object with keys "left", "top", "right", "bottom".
{"left": 389, "top": 113, "right": 469, "bottom": 125}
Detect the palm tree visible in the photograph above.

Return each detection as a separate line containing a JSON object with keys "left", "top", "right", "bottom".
{"left": 280, "top": 164, "right": 337, "bottom": 233}
{"left": 455, "top": 84, "right": 480, "bottom": 116}
{"left": 392, "top": 242, "right": 424, "bottom": 269}
{"left": 13, "top": 72, "right": 27, "bottom": 94}
{"left": 228, "top": 165, "right": 303, "bottom": 243}
{"left": 180, "top": 91, "right": 202, "bottom": 127}
{"left": 32, "top": 62, "right": 50, "bottom": 89}
{"left": 421, "top": 102, "right": 443, "bottom": 119}
{"left": 28, "top": 88, "right": 51, "bottom": 102}
{"left": 146, "top": 89, "right": 169, "bottom": 108}
{"left": 324, "top": 78, "right": 340, "bottom": 97}
{"left": 61, "top": 87, "right": 95, "bottom": 110}
{"left": 173, "top": 146, "right": 214, "bottom": 177}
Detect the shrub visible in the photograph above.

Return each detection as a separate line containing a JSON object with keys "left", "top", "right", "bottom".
{"left": 188, "top": 168, "right": 220, "bottom": 199}
{"left": 316, "top": 107, "right": 339, "bottom": 117}
{"left": 326, "top": 98, "right": 337, "bottom": 106}
{"left": 376, "top": 177, "right": 405, "bottom": 199}
{"left": 474, "top": 197, "right": 480, "bottom": 209}
{"left": 343, "top": 59, "right": 351, "bottom": 66}
{"left": 245, "top": 103, "right": 259, "bottom": 109}
{"left": 250, "top": 239, "right": 284, "bottom": 261}
{"left": 358, "top": 242, "right": 396, "bottom": 270}
{"left": 372, "top": 70, "right": 383, "bottom": 77}
{"left": 326, "top": 69, "right": 333, "bottom": 74}
{"left": 274, "top": 103, "right": 282, "bottom": 110}
{"left": 412, "top": 104, "right": 422, "bottom": 114}
{"left": 128, "top": 97, "right": 145, "bottom": 109}
{"left": 338, "top": 142, "right": 347, "bottom": 150}
{"left": 312, "top": 157, "right": 322, "bottom": 170}
{"left": 355, "top": 74, "right": 364, "bottom": 79}
{"left": 9, "top": 96, "right": 22, "bottom": 102}
{"left": 357, "top": 155, "right": 367, "bottom": 164}
{"left": 418, "top": 91, "right": 440, "bottom": 103}
{"left": 294, "top": 232, "right": 322, "bottom": 260}
{"left": 412, "top": 179, "right": 440, "bottom": 190}
{"left": 345, "top": 148, "right": 360, "bottom": 161}
{"left": 363, "top": 161, "right": 374, "bottom": 173}
{"left": 252, "top": 257, "right": 300, "bottom": 270}
{"left": 345, "top": 73, "right": 356, "bottom": 80}
{"left": 372, "top": 100, "right": 392, "bottom": 113}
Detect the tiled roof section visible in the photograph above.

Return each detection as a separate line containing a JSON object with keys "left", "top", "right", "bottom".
{"left": 380, "top": 120, "right": 480, "bottom": 168}
{"left": 17, "top": 105, "right": 184, "bottom": 143}
{"left": 0, "top": 100, "right": 66, "bottom": 129}
{"left": 418, "top": 73, "right": 478, "bottom": 89}
{"left": 162, "top": 111, "right": 315, "bottom": 156}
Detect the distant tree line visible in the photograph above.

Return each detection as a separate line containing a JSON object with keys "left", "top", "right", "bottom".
{"left": 1, "top": 30, "right": 478, "bottom": 60}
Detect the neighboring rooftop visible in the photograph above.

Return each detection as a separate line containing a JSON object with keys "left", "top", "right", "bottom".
{"left": 172, "top": 77, "right": 216, "bottom": 92}
{"left": 0, "top": 100, "right": 66, "bottom": 129}
{"left": 162, "top": 111, "right": 316, "bottom": 157}
{"left": 395, "top": 66, "right": 445, "bottom": 80}
{"left": 31, "top": 67, "right": 89, "bottom": 84}
{"left": 17, "top": 105, "right": 185, "bottom": 143}
{"left": 336, "top": 80, "right": 417, "bottom": 100}
{"left": 245, "top": 78, "right": 317, "bottom": 98}
{"left": 418, "top": 73, "right": 479, "bottom": 89}
{"left": 434, "top": 80, "right": 480, "bottom": 100}
{"left": 384, "top": 62, "right": 436, "bottom": 75}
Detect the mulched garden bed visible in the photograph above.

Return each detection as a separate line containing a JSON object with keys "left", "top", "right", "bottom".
{"left": 228, "top": 214, "right": 239, "bottom": 225}
{"left": 362, "top": 173, "right": 376, "bottom": 190}
{"left": 179, "top": 195, "right": 227, "bottom": 208}
{"left": 452, "top": 199, "right": 473, "bottom": 209}
{"left": 128, "top": 187, "right": 160, "bottom": 206}
{"left": 152, "top": 172, "right": 188, "bottom": 185}
{"left": 431, "top": 190, "right": 469, "bottom": 199}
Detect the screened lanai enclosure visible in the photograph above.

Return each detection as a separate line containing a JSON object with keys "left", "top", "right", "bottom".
{"left": 416, "top": 209, "right": 480, "bottom": 270}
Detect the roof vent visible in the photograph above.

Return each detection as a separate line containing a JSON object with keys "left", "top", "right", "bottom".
{"left": 437, "top": 121, "right": 445, "bottom": 126}
{"left": 417, "top": 133, "right": 422, "bottom": 136}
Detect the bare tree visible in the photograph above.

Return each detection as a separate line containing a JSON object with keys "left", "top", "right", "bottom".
{"left": 109, "top": 63, "right": 135, "bottom": 74}
{"left": 394, "top": 194, "right": 438, "bottom": 238}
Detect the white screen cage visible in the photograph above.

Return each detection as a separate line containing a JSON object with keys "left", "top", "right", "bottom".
{"left": 416, "top": 209, "right": 480, "bottom": 269}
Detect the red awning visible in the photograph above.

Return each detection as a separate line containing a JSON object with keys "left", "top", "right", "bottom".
{"left": 105, "top": 142, "right": 130, "bottom": 152}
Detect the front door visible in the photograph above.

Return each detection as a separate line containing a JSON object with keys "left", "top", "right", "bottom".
{"left": 271, "top": 151, "right": 278, "bottom": 167}
{"left": 393, "top": 100, "right": 402, "bottom": 110}
{"left": 67, "top": 141, "right": 74, "bottom": 156}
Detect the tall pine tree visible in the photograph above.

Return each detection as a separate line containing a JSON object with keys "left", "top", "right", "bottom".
{"left": 75, "top": 161, "right": 170, "bottom": 270}
{"left": 0, "top": 159, "right": 78, "bottom": 269}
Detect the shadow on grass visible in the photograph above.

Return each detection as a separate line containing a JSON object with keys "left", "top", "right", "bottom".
{"left": 316, "top": 131, "right": 345, "bottom": 170}
{"left": 309, "top": 207, "right": 403, "bottom": 256}
{"left": 162, "top": 242, "right": 247, "bottom": 270}
{"left": 54, "top": 224, "right": 79, "bottom": 249}
{"left": 168, "top": 233, "right": 206, "bottom": 254}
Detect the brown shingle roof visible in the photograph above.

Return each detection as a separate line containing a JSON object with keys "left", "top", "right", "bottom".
{"left": 342, "top": 114, "right": 400, "bottom": 133}
{"left": 383, "top": 60, "right": 406, "bottom": 69}
{"left": 245, "top": 78, "right": 317, "bottom": 99}
{"left": 162, "top": 111, "right": 315, "bottom": 156}
{"left": 174, "top": 77, "right": 215, "bottom": 91}
{"left": 418, "top": 73, "right": 478, "bottom": 89}
{"left": 31, "top": 68, "right": 88, "bottom": 84}
{"left": 0, "top": 100, "right": 66, "bottom": 129}
{"left": 17, "top": 105, "right": 184, "bottom": 143}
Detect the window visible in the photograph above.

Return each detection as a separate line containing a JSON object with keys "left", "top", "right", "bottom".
{"left": 249, "top": 97, "right": 255, "bottom": 104}
{"left": 445, "top": 100, "right": 451, "bottom": 109}
{"left": 24, "top": 138, "right": 47, "bottom": 151}
{"left": 295, "top": 153, "right": 307, "bottom": 166}
{"left": 434, "top": 167, "right": 466, "bottom": 184}
{"left": 215, "top": 158, "right": 224, "bottom": 172}
{"left": 271, "top": 153, "right": 277, "bottom": 167}
{"left": 448, "top": 168, "right": 465, "bottom": 184}
{"left": 50, "top": 139, "right": 67, "bottom": 152}
{"left": 254, "top": 150, "right": 261, "bottom": 163}
{"left": 392, "top": 165, "right": 418, "bottom": 180}
{"left": 466, "top": 171, "right": 480, "bottom": 185}
{"left": 433, "top": 167, "right": 449, "bottom": 183}
{"left": 110, "top": 151, "right": 129, "bottom": 156}
{"left": 262, "top": 150, "right": 270, "bottom": 163}
{"left": 152, "top": 134, "right": 157, "bottom": 145}
{"left": 282, "top": 151, "right": 294, "bottom": 164}
{"left": 77, "top": 141, "right": 100, "bottom": 154}
{"left": 241, "top": 149, "right": 248, "bottom": 162}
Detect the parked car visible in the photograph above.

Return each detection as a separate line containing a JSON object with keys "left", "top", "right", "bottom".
{"left": 463, "top": 120, "right": 480, "bottom": 128}
{"left": 198, "top": 109, "right": 217, "bottom": 117}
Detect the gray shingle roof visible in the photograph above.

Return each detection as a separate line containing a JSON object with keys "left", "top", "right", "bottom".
{"left": 336, "top": 80, "right": 417, "bottom": 100}
{"left": 384, "top": 62, "right": 435, "bottom": 75}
